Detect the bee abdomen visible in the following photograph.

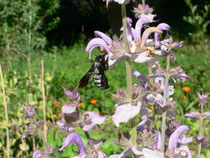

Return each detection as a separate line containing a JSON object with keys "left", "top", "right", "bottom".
{"left": 93, "top": 74, "right": 109, "bottom": 89}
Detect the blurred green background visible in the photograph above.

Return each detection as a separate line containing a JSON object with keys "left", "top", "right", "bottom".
{"left": 0, "top": 0, "right": 209, "bottom": 157}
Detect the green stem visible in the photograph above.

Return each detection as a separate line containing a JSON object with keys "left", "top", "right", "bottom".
{"left": 121, "top": 4, "right": 137, "bottom": 157}
{"left": 38, "top": 129, "right": 50, "bottom": 154}
{"left": 160, "top": 55, "right": 170, "bottom": 152}
{"left": 121, "top": 4, "right": 132, "bottom": 98}
{"left": 0, "top": 63, "right": 10, "bottom": 158}
{"left": 84, "top": 131, "right": 96, "bottom": 151}
{"left": 197, "top": 104, "right": 204, "bottom": 158}
{"left": 148, "top": 65, "right": 153, "bottom": 86}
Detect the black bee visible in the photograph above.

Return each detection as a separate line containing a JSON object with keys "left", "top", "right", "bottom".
{"left": 78, "top": 54, "right": 109, "bottom": 89}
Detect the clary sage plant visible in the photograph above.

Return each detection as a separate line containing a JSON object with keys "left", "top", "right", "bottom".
{"left": 22, "top": 0, "right": 209, "bottom": 158}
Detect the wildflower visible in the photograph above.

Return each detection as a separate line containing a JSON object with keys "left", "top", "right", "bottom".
{"left": 197, "top": 92, "right": 209, "bottom": 106}
{"left": 59, "top": 133, "right": 85, "bottom": 157}
{"left": 183, "top": 86, "right": 190, "bottom": 92}
{"left": 137, "top": 119, "right": 152, "bottom": 133}
{"left": 132, "top": 70, "right": 149, "bottom": 89}
{"left": 81, "top": 111, "right": 107, "bottom": 131}
{"left": 86, "top": 17, "right": 170, "bottom": 69}
{"left": 61, "top": 85, "right": 81, "bottom": 114}
{"left": 90, "top": 99, "right": 97, "bottom": 104}
{"left": 148, "top": 66, "right": 189, "bottom": 83}
{"left": 33, "top": 147, "right": 59, "bottom": 158}
{"left": 59, "top": 133, "right": 107, "bottom": 158}
{"left": 22, "top": 120, "right": 44, "bottom": 139}
{"left": 150, "top": 105, "right": 154, "bottom": 110}
{"left": 57, "top": 111, "right": 107, "bottom": 132}
{"left": 50, "top": 93, "right": 54, "bottom": 98}
{"left": 155, "top": 36, "right": 184, "bottom": 60}
{"left": 22, "top": 105, "right": 36, "bottom": 119}
{"left": 58, "top": 113, "right": 62, "bottom": 118}
{"left": 185, "top": 109, "right": 210, "bottom": 121}
{"left": 110, "top": 86, "right": 150, "bottom": 127}
{"left": 78, "top": 103, "right": 83, "bottom": 107}
{"left": 103, "top": 0, "right": 134, "bottom": 7}
{"left": 183, "top": 96, "right": 187, "bottom": 99}
{"left": 55, "top": 102, "right": 60, "bottom": 108}
{"left": 133, "top": 3, "right": 156, "bottom": 21}
{"left": 166, "top": 125, "right": 192, "bottom": 158}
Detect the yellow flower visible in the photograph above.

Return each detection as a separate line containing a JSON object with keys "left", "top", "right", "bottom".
{"left": 150, "top": 105, "right": 154, "bottom": 111}
{"left": 58, "top": 113, "right": 62, "bottom": 118}
{"left": 90, "top": 100, "right": 97, "bottom": 104}
{"left": 183, "top": 96, "right": 187, "bottom": 99}
{"left": 78, "top": 103, "right": 83, "bottom": 107}
{"left": 182, "top": 86, "right": 190, "bottom": 92}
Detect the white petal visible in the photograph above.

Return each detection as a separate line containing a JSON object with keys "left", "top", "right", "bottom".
{"left": 142, "top": 148, "right": 164, "bottom": 158}
{"left": 111, "top": 102, "right": 141, "bottom": 127}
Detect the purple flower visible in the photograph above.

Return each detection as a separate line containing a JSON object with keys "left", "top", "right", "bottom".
{"left": 133, "top": 4, "right": 156, "bottom": 21}
{"left": 137, "top": 119, "right": 152, "bottom": 133}
{"left": 22, "top": 120, "right": 44, "bottom": 139}
{"left": 33, "top": 147, "right": 58, "bottom": 158}
{"left": 132, "top": 70, "right": 149, "bottom": 89}
{"left": 156, "top": 131, "right": 161, "bottom": 150}
{"left": 166, "top": 125, "right": 192, "bottom": 158}
{"left": 169, "top": 66, "right": 190, "bottom": 82}
{"left": 22, "top": 105, "right": 35, "bottom": 119}
{"left": 103, "top": 0, "right": 134, "bottom": 7}
{"left": 184, "top": 111, "right": 200, "bottom": 119}
{"left": 154, "top": 24, "right": 171, "bottom": 47}
{"left": 197, "top": 92, "right": 209, "bottom": 106}
{"left": 60, "top": 133, "right": 107, "bottom": 158}
{"left": 33, "top": 150, "right": 43, "bottom": 158}
{"left": 86, "top": 139, "right": 107, "bottom": 158}
{"left": 134, "top": 17, "right": 153, "bottom": 41}
{"left": 110, "top": 86, "right": 149, "bottom": 127}
{"left": 22, "top": 128, "right": 36, "bottom": 139}
{"left": 61, "top": 85, "right": 80, "bottom": 103}
{"left": 61, "top": 86, "right": 81, "bottom": 114}
{"left": 59, "top": 133, "right": 85, "bottom": 158}
{"left": 57, "top": 111, "right": 107, "bottom": 132}
{"left": 110, "top": 87, "right": 128, "bottom": 103}
{"left": 57, "top": 112, "right": 79, "bottom": 132}
{"left": 86, "top": 37, "right": 111, "bottom": 56}
{"left": 81, "top": 111, "right": 107, "bottom": 131}
{"left": 204, "top": 111, "right": 210, "bottom": 120}
{"left": 94, "top": 30, "right": 112, "bottom": 45}
{"left": 149, "top": 65, "right": 189, "bottom": 83}
{"left": 177, "top": 134, "right": 193, "bottom": 144}
{"left": 142, "top": 148, "right": 164, "bottom": 158}
{"left": 111, "top": 101, "right": 142, "bottom": 127}
{"left": 168, "top": 125, "right": 190, "bottom": 150}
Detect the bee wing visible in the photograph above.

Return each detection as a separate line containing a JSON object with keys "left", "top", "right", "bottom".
{"left": 78, "top": 65, "right": 94, "bottom": 88}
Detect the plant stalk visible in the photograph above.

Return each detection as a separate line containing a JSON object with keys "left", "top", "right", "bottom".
{"left": 197, "top": 104, "right": 204, "bottom": 158}
{"left": 41, "top": 59, "right": 47, "bottom": 141}
{"left": 148, "top": 66, "right": 153, "bottom": 87}
{"left": 38, "top": 129, "right": 51, "bottom": 154}
{"left": 0, "top": 63, "right": 10, "bottom": 158}
{"left": 160, "top": 55, "right": 170, "bottom": 152}
{"left": 121, "top": 4, "right": 137, "bottom": 156}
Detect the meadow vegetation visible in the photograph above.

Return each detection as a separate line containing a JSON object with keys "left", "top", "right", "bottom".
{"left": 0, "top": 0, "right": 209, "bottom": 157}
